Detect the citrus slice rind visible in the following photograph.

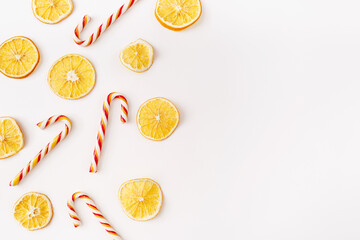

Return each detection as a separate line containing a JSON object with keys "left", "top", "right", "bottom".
{"left": 119, "top": 178, "right": 163, "bottom": 221}
{"left": 13, "top": 192, "right": 53, "bottom": 231}
{"left": 47, "top": 54, "right": 96, "bottom": 100}
{"left": 32, "top": 0, "right": 73, "bottom": 24}
{"left": 137, "top": 97, "right": 180, "bottom": 141}
{"left": 0, "top": 117, "right": 24, "bottom": 159}
{"left": 120, "top": 39, "right": 154, "bottom": 73}
{"left": 0, "top": 36, "right": 40, "bottom": 79}
{"left": 155, "top": 0, "right": 202, "bottom": 31}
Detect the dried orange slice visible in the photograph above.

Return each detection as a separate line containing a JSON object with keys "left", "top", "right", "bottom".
{"left": 32, "top": 0, "right": 73, "bottom": 24}
{"left": 120, "top": 39, "right": 154, "bottom": 73}
{"left": 14, "top": 192, "right": 53, "bottom": 231}
{"left": 119, "top": 178, "right": 163, "bottom": 221}
{"left": 48, "top": 54, "right": 96, "bottom": 100}
{"left": 0, "top": 36, "right": 39, "bottom": 79}
{"left": 0, "top": 117, "right": 24, "bottom": 159}
{"left": 155, "top": 0, "right": 202, "bottom": 31}
{"left": 137, "top": 97, "right": 180, "bottom": 141}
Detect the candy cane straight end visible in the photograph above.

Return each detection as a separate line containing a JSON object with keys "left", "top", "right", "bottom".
{"left": 9, "top": 175, "right": 20, "bottom": 186}
{"left": 9, "top": 180, "right": 17, "bottom": 186}
{"left": 89, "top": 162, "right": 97, "bottom": 173}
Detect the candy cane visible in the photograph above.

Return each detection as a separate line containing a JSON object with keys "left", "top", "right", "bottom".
{"left": 9, "top": 115, "right": 71, "bottom": 186}
{"left": 73, "top": 0, "right": 138, "bottom": 47}
{"left": 67, "top": 192, "right": 122, "bottom": 240}
{"left": 90, "top": 92, "right": 128, "bottom": 173}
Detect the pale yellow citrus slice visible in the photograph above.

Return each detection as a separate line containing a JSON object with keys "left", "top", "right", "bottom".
{"left": 120, "top": 39, "right": 154, "bottom": 73}
{"left": 48, "top": 54, "right": 96, "bottom": 100}
{"left": 0, "top": 36, "right": 39, "bottom": 79}
{"left": 119, "top": 178, "right": 163, "bottom": 221}
{"left": 137, "top": 97, "right": 180, "bottom": 141}
{"left": 32, "top": 0, "right": 73, "bottom": 24}
{"left": 0, "top": 117, "right": 24, "bottom": 159}
{"left": 155, "top": 0, "right": 202, "bottom": 31}
{"left": 14, "top": 192, "right": 53, "bottom": 231}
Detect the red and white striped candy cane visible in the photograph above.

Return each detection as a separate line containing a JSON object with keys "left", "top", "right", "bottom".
{"left": 90, "top": 92, "right": 128, "bottom": 173}
{"left": 9, "top": 115, "right": 71, "bottom": 186}
{"left": 73, "top": 0, "right": 138, "bottom": 47}
{"left": 67, "top": 192, "right": 122, "bottom": 240}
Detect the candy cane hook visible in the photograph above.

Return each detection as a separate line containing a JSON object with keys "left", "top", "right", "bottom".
{"left": 73, "top": 0, "right": 138, "bottom": 47}
{"left": 9, "top": 115, "right": 71, "bottom": 186}
{"left": 90, "top": 92, "right": 128, "bottom": 173}
{"left": 67, "top": 192, "right": 122, "bottom": 240}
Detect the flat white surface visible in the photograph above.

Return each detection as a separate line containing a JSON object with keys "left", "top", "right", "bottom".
{"left": 0, "top": 0, "right": 359, "bottom": 239}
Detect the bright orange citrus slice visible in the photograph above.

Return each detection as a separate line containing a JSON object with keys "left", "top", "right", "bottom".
{"left": 48, "top": 54, "right": 96, "bottom": 100}
{"left": 0, "top": 36, "right": 39, "bottom": 79}
{"left": 137, "top": 97, "right": 180, "bottom": 141}
{"left": 0, "top": 117, "right": 24, "bottom": 159}
{"left": 120, "top": 39, "right": 154, "bottom": 73}
{"left": 119, "top": 178, "right": 163, "bottom": 221}
{"left": 14, "top": 192, "right": 53, "bottom": 231}
{"left": 32, "top": 0, "right": 73, "bottom": 24}
{"left": 155, "top": 0, "right": 202, "bottom": 31}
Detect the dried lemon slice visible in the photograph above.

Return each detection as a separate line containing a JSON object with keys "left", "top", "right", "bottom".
{"left": 0, "top": 36, "right": 39, "bottom": 79}
{"left": 119, "top": 178, "right": 163, "bottom": 221}
{"left": 155, "top": 0, "right": 202, "bottom": 31}
{"left": 137, "top": 97, "right": 180, "bottom": 141}
{"left": 48, "top": 54, "right": 96, "bottom": 100}
{"left": 14, "top": 192, "right": 53, "bottom": 231}
{"left": 32, "top": 0, "right": 73, "bottom": 24}
{"left": 120, "top": 39, "right": 154, "bottom": 73}
{"left": 0, "top": 117, "right": 24, "bottom": 159}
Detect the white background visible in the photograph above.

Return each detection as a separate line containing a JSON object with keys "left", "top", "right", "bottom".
{"left": 0, "top": 0, "right": 359, "bottom": 239}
